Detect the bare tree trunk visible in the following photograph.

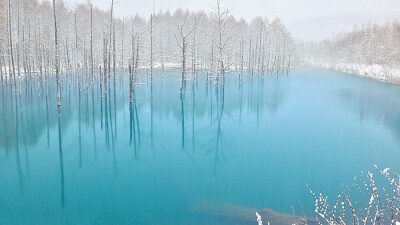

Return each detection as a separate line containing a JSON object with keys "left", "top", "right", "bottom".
{"left": 131, "top": 28, "right": 135, "bottom": 70}
{"left": 83, "top": 35, "right": 87, "bottom": 89}
{"left": 161, "top": 39, "right": 164, "bottom": 71}
{"left": 112, "top": 11, "right": 116, "bottom": 82}
{"left": 121, "top": 19, "right": 124, "bottom": 73}
{"left": 108, "top": 0, "right": 113, "bottom": 87}
{"left": 240, "top": 39, "right": 244, "bottom": 73}
{"left": 213, "top": 0, "right": 232, "bottom": 87}
{"left": 74, "top": 12, "right": 78, "bottom": 81}
{"left": 53, "top": 0, "right": 61, "bottom": 106}
{"left": 181, "top": 37, "right": 186, "bottom": 95}
{"left": 210, "top": 38, "right": 214, "bottom": 83}
{"left": 134, "top": 35, "right": 139, "bottom": 85}
{"left": 90, "top": 4, "right": 94, "bottom": 85}
{"left": 257, "top": 20, "right": 263, "bottom": 75}
{"left": 17, "top": 0, "right": 21, "bottom": 95}
{"left": 150, "top": 13, "right": 153, "bottom": 84}
{"left": 103, "top": 33, "right": 108, "bottom": 96}
{"left": 23, "top": 23, "right": 29, "bottom": 85}
{"left": 0, "top": 44, "right": 3, "bottom": 86}
{"left": 7, "top": 0, "right": 17, "bottom": 96}
{"left": 176, "top": 12, "right": 197, "bottom": 94}
{"left": 74, "top": 12, "right": 77, "bottom": 49}
{"left": 129, "top": 64, "right": 132, "bottom": 103}
{"left": 192, "top": 16, "right": 197, "bottom": 80}
{"left": 99, "top": 65, "right": 103, "bottom": 98}
{"left": 248, "top": 37, "right": 252, "bottom": 74}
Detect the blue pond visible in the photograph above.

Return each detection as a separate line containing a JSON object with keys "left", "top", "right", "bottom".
{"left": 0, "top": 69, "right": 400, "bottom": 224}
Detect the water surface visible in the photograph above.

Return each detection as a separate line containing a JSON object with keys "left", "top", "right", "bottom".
{"left": 1, "top": 69, "right": 400, "bottom": 224}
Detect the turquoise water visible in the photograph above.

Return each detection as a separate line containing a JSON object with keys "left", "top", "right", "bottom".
{"left": 1, "top": 69, "right": 400, "bottom": 224}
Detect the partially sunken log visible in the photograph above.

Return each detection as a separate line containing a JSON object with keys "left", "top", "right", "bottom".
{"left": 191, "top": 199, "right": 320, "bottom": 225}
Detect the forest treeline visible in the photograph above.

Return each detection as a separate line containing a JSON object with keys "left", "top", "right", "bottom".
{"left": 299, "top": 22, "right": 400, "bottom": 77}
{"left": 0, "top": 0, "right": 295, "bottom": 99}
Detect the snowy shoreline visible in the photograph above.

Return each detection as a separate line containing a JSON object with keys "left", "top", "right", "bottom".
{"left": 305, "top": 62, "right": 400, "bottom": 84}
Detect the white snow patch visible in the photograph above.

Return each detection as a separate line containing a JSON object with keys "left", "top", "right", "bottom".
{"left": 306, "top": 61, "right": 400, "bottom": 84}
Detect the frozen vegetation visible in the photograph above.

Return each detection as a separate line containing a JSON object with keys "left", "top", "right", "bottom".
{"left": 308, "top": 165, "right": 400, "bottom": 225}
{"left": 300, "top": 22, "right": 400, "bottom": 83}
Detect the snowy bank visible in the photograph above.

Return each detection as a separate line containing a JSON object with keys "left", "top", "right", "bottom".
{"left": 307, "top": 61, "right": 400, "bottom": 84}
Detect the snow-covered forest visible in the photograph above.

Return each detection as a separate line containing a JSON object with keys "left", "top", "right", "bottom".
{"left": 300, "top": 22, "right": 400, "bottom": 82}
{"left": 0, "top": 0, "right": 295, "bottom": 99}
{"left": 3, "top": 0, "right": 399, "bottom": 93}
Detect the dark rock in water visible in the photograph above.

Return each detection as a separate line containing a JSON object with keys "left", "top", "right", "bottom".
{"left": 191, "top": 200, "right": 320, "bottom": 225}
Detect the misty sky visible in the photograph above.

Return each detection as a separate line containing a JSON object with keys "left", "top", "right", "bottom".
{"left": 61, "top": 0, "right": 400, "bottom": 41}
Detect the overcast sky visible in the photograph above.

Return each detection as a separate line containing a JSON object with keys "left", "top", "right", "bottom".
{"left": 60, "top": 0, "right": 400, "bottom": 41}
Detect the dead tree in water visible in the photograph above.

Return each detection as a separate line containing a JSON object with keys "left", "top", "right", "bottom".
{"left": 134, "top": 36, "right": 139, "bottom": 85}
{"left": 211, "top": 0, "right": 234, "bottom": 87}
{"left": 74, "top": 11, "right": 77, "bottom": 76}
{"left": 7, "top": 0, "right": 17, "bottom": 96}
{"left": 150, "top": 13, "right": 154, "bottom": 84}
{"left": 191, "top": 15, "right": 199, "bottom": 80}
{"left": 175, "top": 12, "right": 197, "bottom": 95}
{"left": 120, "top": 19, "right": 125, "bottom": 72}
{"left": 0, "top": 0, "right": 295, "bottom": 98}
{"left": 112, "top": 3, "right": 116, "bottom": 82}
{"left": 16, "top": 0, "right": 21, "bottom": 96}
{"left": 257, "top": 19, "right": 264, "bottom": 75}
{"left": 128, "top": 64, "right": 133, "bottom": 103}
{"left": 90, "top": 4, "right": 94, "bottom": 85}
{"left": 107, "top": 0, "right": 114, "bottom": 84}
{"left": 99, "top": 65, "right": 103, "bottom": 98}
{"left": 103, "top": 33, "right": 108, "bottom": 96}
{"left": 0, "top": 44, "right": 3, "bottom": 86}
{"left": 53, "top": 0, "right": 61, "bottom": 106}
{"left": 128, "top": 30, "right": 136, "bottom": 103}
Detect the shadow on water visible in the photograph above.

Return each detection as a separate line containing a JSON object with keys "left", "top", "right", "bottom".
{"left": 338, "top": 86, "right": 400, "bottom": 142}
{"left": 57, "top": 107, "right": 65, "bottom": 207}
{"left": 14, "top": 95, "right": 23, "bottom": 192}
{"left": 92, "top": 86, "right": 97, "bottom": 159}
{"left": 129, "top": 89, "right": 141, "bottom": 158}
{"left": 180, "top": 92, "right": 185, "bottom": 150}
{"left": 79, "top": 92, "right": 82, "bottom": 168}
{"left": 201, "top": 84, "right": 227, "bottom": 175}
{"left": 0, "top": 71, "right": 289, "bottom": 178}
{"left": 0, "top": 71, "right": 292, "bottom": 224}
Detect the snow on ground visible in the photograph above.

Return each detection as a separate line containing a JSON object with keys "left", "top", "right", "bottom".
{"left": 307, "top": 61, "right": 400, "bottom": 84}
